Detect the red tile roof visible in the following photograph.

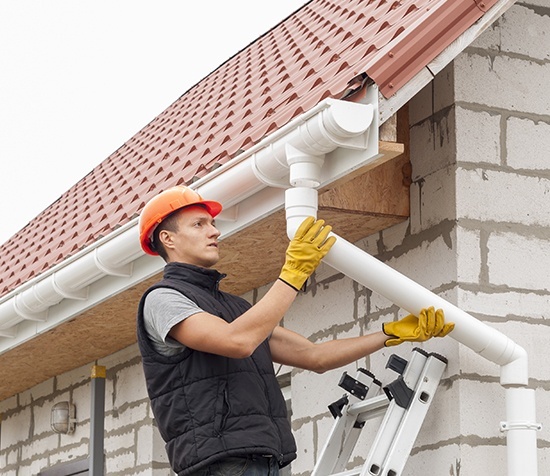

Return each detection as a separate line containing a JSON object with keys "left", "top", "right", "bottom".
{"left": 0, "top": 0, "right": 497, "bottom": 298}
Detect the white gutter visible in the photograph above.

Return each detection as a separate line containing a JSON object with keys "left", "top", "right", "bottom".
{"left": 0, "top": 94, "right": 379, "bottom": 349}
{"left": 0, "top": 91, "right": 539, "bottom": 474}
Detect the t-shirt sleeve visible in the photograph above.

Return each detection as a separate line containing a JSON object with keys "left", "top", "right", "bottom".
{"left": 143, "top": 287, "right": 204, "bottom": 356}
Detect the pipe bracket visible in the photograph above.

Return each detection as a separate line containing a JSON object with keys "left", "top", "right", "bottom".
{"left": 500, "top": 420, "right": 542, "bottom": 432}
{"left": 52, "top": 274, "right": 89, "bottom": 301}
{"left": 250, "top": 154, "right": 289, "bottom": 188}
{"left": 13, "top": 294, "right": 48, "bottom": 322}
{"left": 94, "top": 248, "right": 133, "bottom": 277}
{"left": 0, "top": 326, "right": 18, "bottom": 338}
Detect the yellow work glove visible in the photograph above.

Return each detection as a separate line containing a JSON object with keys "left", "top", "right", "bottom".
{"left": 382, "top": 307, "right": 454, "bottom": 347}
{"left": 279, "top": 217, "right": 337, "bottom": 291}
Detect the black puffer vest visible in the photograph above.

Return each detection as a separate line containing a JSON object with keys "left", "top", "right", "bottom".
{"left": 137, "top": 262, "right": 296, "bottom": 476}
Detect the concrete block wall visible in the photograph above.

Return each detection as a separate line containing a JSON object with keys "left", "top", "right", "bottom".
{"left": 0, "top": 344, "right": 171, "bottom": 476}
{"left": 284, "top": 2, "right": 550, "bottom": 475}
{"left": 450, "top": 2, "right": 550, "bottom": 473}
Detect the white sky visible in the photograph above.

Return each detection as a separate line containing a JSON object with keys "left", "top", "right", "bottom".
{"left": 0, "top": 0, "right": 308, "bottom": 245}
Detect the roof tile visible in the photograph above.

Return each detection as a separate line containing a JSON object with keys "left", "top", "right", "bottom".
{"left": 0, "top": 0, "right": 498, "bottom": 297}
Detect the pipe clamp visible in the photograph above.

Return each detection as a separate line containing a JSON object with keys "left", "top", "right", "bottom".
{"left": 500, "top": 420, "right": 542, "bottom": 432}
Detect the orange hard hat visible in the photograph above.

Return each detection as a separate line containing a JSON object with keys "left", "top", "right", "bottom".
{"left": 139, "top": 185, "right": 222, "bottom": 255}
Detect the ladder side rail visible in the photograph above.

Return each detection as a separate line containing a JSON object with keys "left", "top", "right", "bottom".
{"left": 360, "top": 349, "right": 429, "bottom": 476}
{"left": 379, "top": 354, "right": 447, "bottom": 476}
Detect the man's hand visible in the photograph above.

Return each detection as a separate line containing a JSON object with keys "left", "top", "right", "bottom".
{"left": 382, "top": 307, "right": 454, "bottom": 347}
{"left": 279, "top": 217, "right": 336, "bottom": 291}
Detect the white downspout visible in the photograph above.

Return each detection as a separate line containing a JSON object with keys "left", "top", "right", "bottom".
{"left": 279, "top": 151, "right": 540, "bottom": 476}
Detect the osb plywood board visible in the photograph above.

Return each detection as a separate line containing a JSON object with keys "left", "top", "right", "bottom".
{"left": 0, "top": 149, "right": 409, "bottom": 401}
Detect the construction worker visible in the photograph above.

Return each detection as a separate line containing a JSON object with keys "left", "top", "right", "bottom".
{"left": 136, "top": 185, "right": 454, "bottom": 476}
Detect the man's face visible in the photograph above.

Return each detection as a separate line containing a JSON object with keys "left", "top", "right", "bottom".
{"left": 162, "top": 205, "right": 221, "bottom": 267}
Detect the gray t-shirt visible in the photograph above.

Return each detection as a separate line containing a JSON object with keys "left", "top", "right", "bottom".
{"left": 143, "top": 287, "right": 204, "bottom": 356}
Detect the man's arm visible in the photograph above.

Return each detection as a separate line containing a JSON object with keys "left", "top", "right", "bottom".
{"left": 268, "top": 326, "right": 388, "bottom": 374}
{"left": 169, "top": 279, "right": 298, "bottom": 358}
{"left": 268, "top": 307, "right": 455, "bottom": 373}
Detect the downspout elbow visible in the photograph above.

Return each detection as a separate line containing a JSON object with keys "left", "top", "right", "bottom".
{"left": 500, "top": 344, "right": 529, "bottom": 387}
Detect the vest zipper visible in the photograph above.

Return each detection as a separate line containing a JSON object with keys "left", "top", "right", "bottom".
{"left": 214, "top": 382, "right": 230, "bottom": 437}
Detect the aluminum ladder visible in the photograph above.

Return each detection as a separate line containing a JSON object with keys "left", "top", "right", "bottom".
{"left": 312, "top": 348, "right": 447, "bottom": 476}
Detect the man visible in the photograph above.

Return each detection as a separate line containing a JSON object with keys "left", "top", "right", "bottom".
{"left": 136, "top": 186, "right": 453, "bottom": 476}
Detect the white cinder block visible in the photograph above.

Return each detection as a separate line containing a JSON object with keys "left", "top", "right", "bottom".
{"left": 114, "top": 362, "right": 149, "bottom": 409}
{"left": 409, "top": 181, "right": 421, "bottom": 235}
{"left": 379, "top": 220, "right": 409, "bottom": 253}
{"left": 507, "top": 116, "right": 550, "bottom": 171}
{"left": 0, "top": 395, "right": 17, "bottom": 414}
{"left": 409, "top": 64, "right": 454, "bottom": 125}
{"left": 487, "top": 232, "right": 550, "bottom": 290}
{"left": 2, "top": 406, "right": 31, "bottom": 448}
{"left": 6, "top": 447, "right": 18, "bottom": 465}
{"left": 470, "top": 18, "right": 501, "bottom": 50}
{"left": 136, "top": 425, "right": 154, "bottom": 466}
{"left": 49, "top": 445, "right": 88, "bottom": 466}
{"left": 69, "top": 420, "right": 90, "bottom": 446}
{"left": 457, "top": 168, "right": 550, "bottom": 227}
{"left": 291, "top": 420, "right": 315, "bottom": 474}
{"left": 368, "top": 291, "right": 397, "bottom": 315}
{"left": 71, "top": 381, "right": 92, "bottom": 423}
{"left": 98, "top": 343, "right": 140, "bottom": 369}
{"left": 410, "top": 111, "right": 456, "bottom": 181}
{"left": 454, "top": 318, "right": 550, "bottom": 383}
{"left": 456, "top": 107, "right": 501, "bottom": 165}
{"left": 314, "top": 414, "right": 338, "bottom": 462}
{"left": 291, "top": 365, "right": 351, "bottom": 421}
{"left": 459, "top": 380, "right": 506, "bottom": 438}
{"left": 285, "top": 276, "right": 357, "bottom": 338}
{"left": 418, "top": 166, "right": 457, "bottom": 229}
{"left": 456, "top": 227, "right": 481, "bottom": 283}
{"left": 33, "top": 397, "right": 60, "bottom": 437}
{"left": 501, "top": 4, "right": 550, "bottom": 61}
{"left": 456, "top": 444, "right": 507, "bottom": 475}
{"left": 105, "top": 451, "right": 136, "bottom": 474}
{"left": 153, "top": 468, "right": 175, "bottom": 476}
{"left": 457, "top": 288, "right": 549, "bottom": 320}
{"left": 385, "top": 235, "right": 456, "bottom": 292}
{"left": 105, "top": 428, "right": 135, "bottom": 452}
{"left": 406, "top": 445, "right": 462, "bottom": 476}
{"left": 455, "top": 53, "right": 550, "bottom": 116}
{"left": 107, "top": 401, "right": 149, "bottom": 431}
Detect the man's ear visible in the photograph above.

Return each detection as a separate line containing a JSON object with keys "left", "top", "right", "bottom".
{"left": 158, "top": 229, "right": 176, "bottom": 251}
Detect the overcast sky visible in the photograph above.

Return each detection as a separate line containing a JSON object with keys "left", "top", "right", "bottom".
{"left": 0, "top": 0, "right": 308, "bottom": 245}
